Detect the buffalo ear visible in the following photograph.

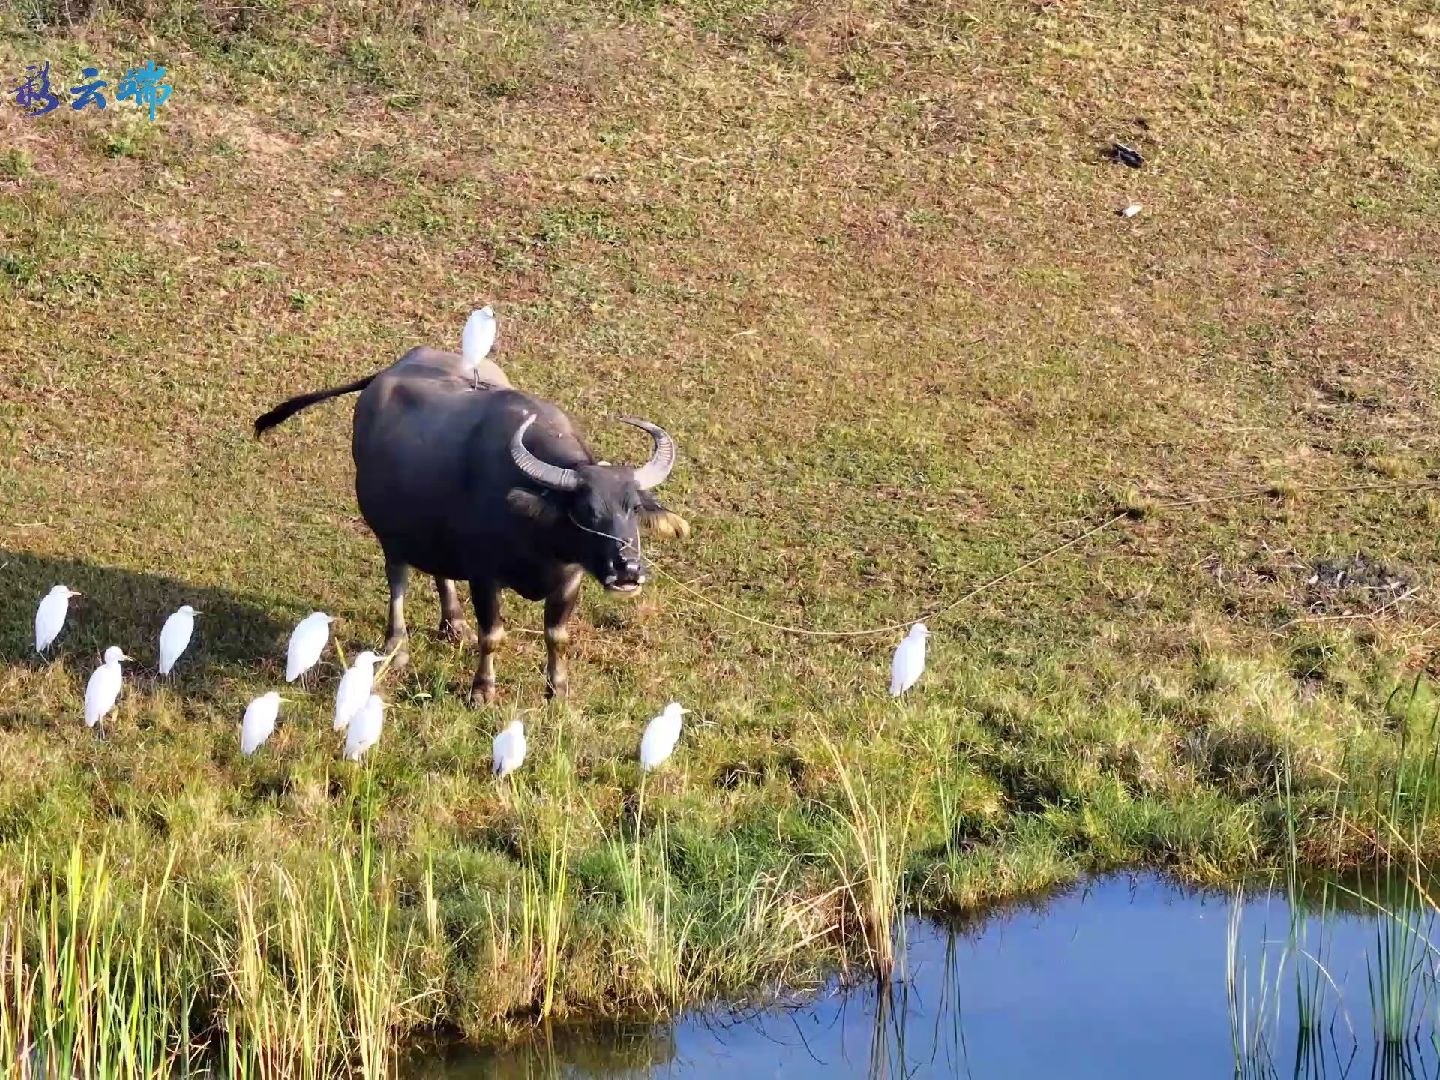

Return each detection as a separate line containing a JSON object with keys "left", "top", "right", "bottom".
{"left": 638, "top": 492, "right": 690, "bottom": 541}
{"left": 507, "top": 487, "right": 561, "bottom": 526}
{"left": 642, "top": 510, "right": 690, "bottom": 540}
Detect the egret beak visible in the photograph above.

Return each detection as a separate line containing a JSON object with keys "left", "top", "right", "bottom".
{"left": 120, "top": 653, "right": 134, "bottom": 662}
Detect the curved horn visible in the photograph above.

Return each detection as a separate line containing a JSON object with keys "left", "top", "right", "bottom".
{"left": 510, "top": 414, "right": 581, "bottom": 492}
{"left": 619, "top": 417, "right": 676, "bottom": 490}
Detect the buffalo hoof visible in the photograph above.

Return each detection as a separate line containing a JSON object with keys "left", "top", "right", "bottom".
{"left": 382, "top": 636, "right": 411, "bottom": 672}
{"left": 544, "top": 680, "right": 568, "bottom": 702}
{"left": 438, "top": 618, "right": 473, "bottom": 645}
{"left": 469, "top": 681, "right": 497, "bottom": 708}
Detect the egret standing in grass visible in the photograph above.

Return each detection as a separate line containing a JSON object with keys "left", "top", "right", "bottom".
{"left": 241, "top": 691, "right": 285, "bottom": 756}
{"left": 34, "top": 585, "right": 81, "bottom": 654}
{"left": 333, "top": 650, "right": 380, "bottom": 732}
{"left": 84, "top": 646, "right": 131, "bottom": 730}
{"left": 344, "top": 694, "right": 385, "bottom": 762}
{"left": 889, "top": 622, "right": 930, "bottom": 697}
{"left": 158, "top": 604, "right": 199, "bottom": 676}
{"left": 639, "top": 702, "right": 690, "bottom": 773}
{"left": 286, "top": 611, "right": 335, "bottom": 686}
{"left": 460, "top": 305, "right": 496, "bottom": 389}
{"left": 492, "top": 719, "right": 527, "bottom": 781}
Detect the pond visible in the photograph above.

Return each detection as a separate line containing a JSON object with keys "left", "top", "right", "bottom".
{"left": 406, "top": 872, "right": 1440, "bottom": 1079}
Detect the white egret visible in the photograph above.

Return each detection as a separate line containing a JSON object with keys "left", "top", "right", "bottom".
{"left": 461, "top": 305, "right": 496, "bottom": 389}
{"left": 241, "top": 691, "right": 286, "bottom": 756}
{"left": 639, "top": 702, "right": 690, "bottom": 773}
{"left": 158, "top": 604, "right": 199, "bottom": 676}
{"left": 285, "top": 611, "right": 335, "bottom": 685}
{"left": 344, "top": 694, "right": 385, "bottom": 762}
{"left": 84, "top": 646, "right": 131, "bottom": 729}
{"left": 35, "top": 585, "right": 81, "bottom": 654}
{"left": 492, "top": 719, "right": 527, "bottom": 781}
{"left": 333, "top": 650, "right": 380, "bottom": 732}
{"left": 889, "top": 622, "right": 930, "bottom": 697}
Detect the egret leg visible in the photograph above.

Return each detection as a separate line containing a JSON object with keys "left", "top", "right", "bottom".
{"left": 469, "top": 580, "right": 503, "bottom": 707}
{"left": 383, "top": 557, "right": 411, "bottom": 670}
{"left": 543, "top": 571, "right": 582, "bottom": 701}
{"left": 436, "top": 577, "right": 472, "bottom": 643}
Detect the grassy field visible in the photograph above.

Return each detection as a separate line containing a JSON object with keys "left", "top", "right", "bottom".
{"left": 4, "top": 0, "right": 1440, "bottom": 1071}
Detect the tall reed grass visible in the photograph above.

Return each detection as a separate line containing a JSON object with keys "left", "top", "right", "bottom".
{"left": 0, "top": 824, "right": 441, "bottom": 1079}
{"left": 1226, "top": 671, "right": 1440, "bottom": 1076}
{"left": 818, "top": 731, "right": 917, "bottom": 983}
{"left": 521, "top": 812, "right": 571, "bottom": 1023}
{"left": 598, "top": 776, "right": 838, "bottom": 1016}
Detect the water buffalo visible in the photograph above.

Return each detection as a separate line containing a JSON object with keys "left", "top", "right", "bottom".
{"left": 253, "top": 346, "right": 689, "bottom": 703}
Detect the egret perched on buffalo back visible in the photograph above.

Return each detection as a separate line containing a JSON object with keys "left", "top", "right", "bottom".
{"left": 461, "top": 305, "right": 497, "bottom": 389}
{"left": 286, "top": 611, "right": 335, "bottom": 685}
{"left": 35, "top": 585, "right": 81, "bottom": 654}
{"left": 344, "top": 694, "right": 385, "bottom": 762}
{"left": 85, "top": 646, "right": 131, "bottom": 729}
{"left": 492, "top": 719, "right": 527, "bottom": 781}
{"left": 158, "top": 604, "right": 199, "bottom": 676}
{"left": 241, "top": 691, "right": 285, "bottom": 756}
{"left": 889, "top": 622, "right": 930, "bottom": 697}
{"left": 639, "top": 702, "right": 690, "bottom": 772}
{"left": 333, "top": 650, "right": 380, "bottom": 732}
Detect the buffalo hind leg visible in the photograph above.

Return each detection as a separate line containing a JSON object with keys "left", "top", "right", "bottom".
{"left": 383, "top": 557, "right": 411, "bottom": 671}
{"left": 436, "top": 577, "right": 472, "bottom": 643}
{"left": 469, "top": 579, "right": 503, "bottom": 707}
{"left": 543, "top": 571, "right": 583, "bottom": 701}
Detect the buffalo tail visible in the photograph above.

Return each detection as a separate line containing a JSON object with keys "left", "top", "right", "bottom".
{"left": 253, "top": 375, "right": 376, "bottom": 438}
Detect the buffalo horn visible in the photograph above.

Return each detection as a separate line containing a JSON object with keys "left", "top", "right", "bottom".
{"left": 619, "top": 417, "right": 676, "bottom": 490}
{"left": 510, "top": 414, "right": 581, "bottom": 491}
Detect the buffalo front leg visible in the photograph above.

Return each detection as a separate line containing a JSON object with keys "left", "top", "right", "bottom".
{"left": 543, "top": 571, "right": 583, "bottom": 701}
{"left": 383, "top": 557, "right": 411, "bottom": 670}
{"left": 436, "top": 577, "right": 472, "bottom": 643}
{"left": 469, "top": 580, "right": 503, "bottom": 707}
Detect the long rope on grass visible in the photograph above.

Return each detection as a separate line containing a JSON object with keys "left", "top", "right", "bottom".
{"left": 645, "top": 479, "right": 1440, "bottom": 640}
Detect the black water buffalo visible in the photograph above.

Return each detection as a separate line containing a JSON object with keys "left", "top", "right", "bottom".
{"left": 253, "top": 346, "right": 689, "bottom": 703}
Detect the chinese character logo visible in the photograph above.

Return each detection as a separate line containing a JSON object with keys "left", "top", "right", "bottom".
{"left": 12, "top": 61, "right": 61, "bottom": 117}
{"left": 116, "top": 60, "right": 171, "bottom": 122}
{"left": 9, "top": 59, "right": 172, "bottom": 120}
{"left": 69, "top": 67, "right": 108, "bottom": 113}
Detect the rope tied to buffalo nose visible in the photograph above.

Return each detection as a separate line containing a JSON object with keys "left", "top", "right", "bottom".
{"left": 627, "top": 479, "right": 1440, "bottom": 640}
{"left": 568, "top": 514, "right": 644, "bottom": 566}
{"left": 638, "top": 511, "right": 1127, "bottom": 638}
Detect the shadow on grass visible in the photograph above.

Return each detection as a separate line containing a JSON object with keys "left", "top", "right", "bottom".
{"left": 0, "top": 547, "right": 290, "bottom": 684}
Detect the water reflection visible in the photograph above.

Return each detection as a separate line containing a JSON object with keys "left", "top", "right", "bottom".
{"left": 405, "top": 1021, "right": 675, "bottom": 1078}
{"left": 411, "top": 874, "right": 1440, "bottom": 1079}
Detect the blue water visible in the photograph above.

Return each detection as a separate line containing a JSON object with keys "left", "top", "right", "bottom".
{"left": 411, "top": 873, "right": 1440, "bottom": 1078}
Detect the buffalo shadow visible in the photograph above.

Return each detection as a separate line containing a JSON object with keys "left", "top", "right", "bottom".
{"left": 1, "top": 547, "right": 293, "bottom": 694}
